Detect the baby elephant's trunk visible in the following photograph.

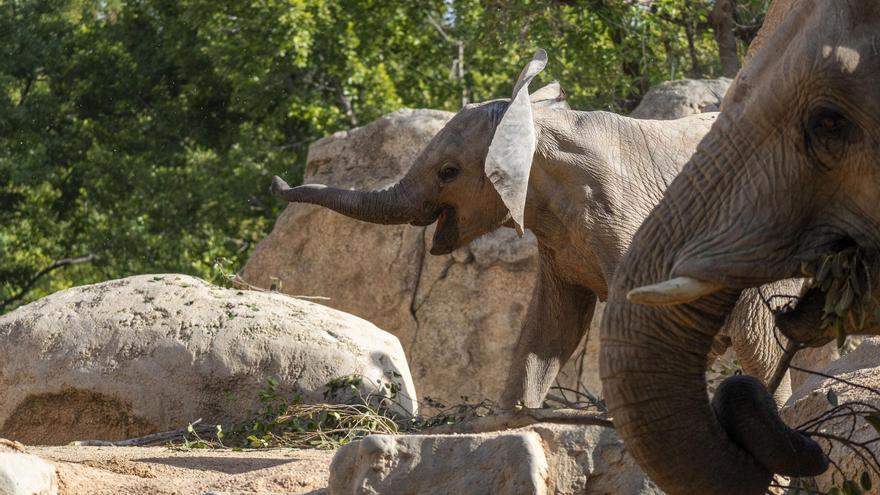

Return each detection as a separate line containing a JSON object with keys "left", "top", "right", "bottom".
{"left": 271, "top": 176, "right": 422, "bottom": 225}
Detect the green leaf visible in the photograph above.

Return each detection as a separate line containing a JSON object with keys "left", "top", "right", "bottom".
{"left": 837, "top": 326, "right": 848, "bottom": 349}
{"left": 836, "top": 284, "right": 854, "bottom": 315}
{"left": 861, "top": 471, "right": 872, "bottom": 491}
{"left": 850, "top": 269, "right": 862, "bottom": 296}
{"left": 865, "top": 413, "right": 880, "bottom": 434}
{"left": 827, "top": 389, "right": 839, "bottom": 407}
{"left": 843, "top": 479, "right": 864, "bottom": 495}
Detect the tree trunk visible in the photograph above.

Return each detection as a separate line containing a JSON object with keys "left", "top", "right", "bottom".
{"left": 711, "top": 0, "right": 740, "bottom": 78}
{"left": 684, "top": 22, "right": 703, "bottom": 78}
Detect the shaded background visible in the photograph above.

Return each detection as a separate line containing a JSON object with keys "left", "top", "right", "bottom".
{"left": 0, "top": 0, "right": 768, "bottom": 312}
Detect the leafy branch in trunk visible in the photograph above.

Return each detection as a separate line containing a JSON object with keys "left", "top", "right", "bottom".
{"left": 757, "top": 276, "right": 880, "bottom": 494}
{"left": 800, "top": 248, "right": 880, "bottom": 348}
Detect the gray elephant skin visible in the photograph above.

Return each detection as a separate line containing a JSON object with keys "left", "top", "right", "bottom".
{"left": 271, "top": 50, "right": 792, "bottom": 410}
{"left": 600, "top": 1, "right": 880, "bottom": 494}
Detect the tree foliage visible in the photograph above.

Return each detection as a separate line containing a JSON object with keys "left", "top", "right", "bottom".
{"left": 0, "top": 0, "right": 767, "bottom": 312}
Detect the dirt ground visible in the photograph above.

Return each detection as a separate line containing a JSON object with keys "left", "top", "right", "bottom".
{"left": 29, "top": 445, "right": 335, "bottom": 495}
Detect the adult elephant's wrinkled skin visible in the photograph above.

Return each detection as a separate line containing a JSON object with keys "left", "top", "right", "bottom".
{"left": 601, "top": 1, "right": 880, "bottom": 494}
{"left": 271, "top": 50, "right": 798, "bottom": 412}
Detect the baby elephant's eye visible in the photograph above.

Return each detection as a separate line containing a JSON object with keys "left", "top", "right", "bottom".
{"left": 438, "top": 163, "right": 460, "bottom": 182}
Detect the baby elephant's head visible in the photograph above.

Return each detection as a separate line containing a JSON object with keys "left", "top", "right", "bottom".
{"left": 272, "top": 49, "right": 566, "bottom": 255}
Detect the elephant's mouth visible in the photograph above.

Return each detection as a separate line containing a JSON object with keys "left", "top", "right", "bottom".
{"left": 775, "top": 243, "right": 880, "bottom": 346}
{"left": 409, "top": 205, "right": 442, "bottom": 227}
{"left": 430, "top": 205, "right": 459, "bottom": 255}
{"left": 774, "top": 285, "right": 836, "bottom": 346}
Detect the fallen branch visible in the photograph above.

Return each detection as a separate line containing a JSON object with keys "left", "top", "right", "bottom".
{"left": 548, "top": 385, "right": 607, "bottom": 412}
{"left": 423, "top": 408, "right": 613, "bottom": 435}
{"left": 231, "top": 275, "right": 330, "bottom": 301}
{"left": 69, "top": 418, "right": 214, "bottom": 447}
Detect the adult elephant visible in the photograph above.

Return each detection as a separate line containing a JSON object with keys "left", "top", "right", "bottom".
{"left": 600, "top": 1, "right": 880, "bottom": 494}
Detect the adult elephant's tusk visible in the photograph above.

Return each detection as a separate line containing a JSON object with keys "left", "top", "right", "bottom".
{"left": 627, "top": 277, "right": 724, "bottom": 305}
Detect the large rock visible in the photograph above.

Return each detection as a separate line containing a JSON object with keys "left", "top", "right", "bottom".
{"left": 239, "top": 108, "right": 599, "bottom": 406}
{"left": 330, "top": 431, "right": 547, "bottom": 494}
{"left": 0, "top": 453, "right": 58, "bottom": 495}
{"left": 630, "top": 78, "right": 731, "bottom": 120}
{"left": 782, "top": 337, "right": 880, "bottom": 490}
{"left": 328, "top": 424, "right": 661, "bottom": 495}
{"left": 0, "top": 274, "right": 416, "bottom": 445}
{"left": 0, "top": 440, "right": 58, "bottom": 495}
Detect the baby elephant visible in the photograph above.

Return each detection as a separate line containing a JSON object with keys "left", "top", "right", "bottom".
{"left": 272, "top": 49, "right": 793, "bottom": 408}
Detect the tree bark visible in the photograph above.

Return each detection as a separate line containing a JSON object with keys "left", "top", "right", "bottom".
{"left": 684, "top": 22, "right": 703, "bottom": 78}
{"left": 711, "top": 0, "right": 740, "bottom": 78}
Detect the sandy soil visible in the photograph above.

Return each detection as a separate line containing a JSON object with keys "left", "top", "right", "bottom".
{"left": 28, "top": 445, "right": 334, "bottom": 495}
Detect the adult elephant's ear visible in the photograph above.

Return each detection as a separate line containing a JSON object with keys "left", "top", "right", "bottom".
{"left": 485, "top": 48, "right": 547, "bottom": 236}
{"left": 529, "top": 81, "right": 568, "bottom": 110}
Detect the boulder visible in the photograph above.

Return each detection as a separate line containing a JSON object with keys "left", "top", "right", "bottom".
{"left": 328, "top": 423, "right": 661, "bottom": 495}
{"left": 0, "top": 274, "right": 416, "bottom": 445}
{"left": 0, "top": 439, "right": 58, "bottom": 495}
{"left": 0, "top": 453, "right": 58, "bottom": 495}
{"left": 330, "top": 431, "right": 547, "bottom": 494}
{"left": 782, "top": 337, "right": 880, "bottom": 490}
{"left": 239, "top": 108, "right": 600, "bottom": 406}
{"left": 629, "top": 78, "right": 731, "bottom": 120}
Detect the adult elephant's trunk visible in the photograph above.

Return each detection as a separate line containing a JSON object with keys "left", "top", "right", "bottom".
{"left": 601, "top": 281, "right": 774, "bottom": 493}
{"left": 600, "top": 144, "right": 827, "bottom": 494}
{"left": 271, "top": 176, "right": 431, "bottom": 226}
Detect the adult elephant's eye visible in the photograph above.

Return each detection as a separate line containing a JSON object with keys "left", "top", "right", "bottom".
{"left": 810, "top": 109, "right": 851, "bottom": 139}
{"left": 805, "top": 107, "right": 857, "bottom": 164}
{"left": 438, "top": 163, "right": 460, "bottom": 183}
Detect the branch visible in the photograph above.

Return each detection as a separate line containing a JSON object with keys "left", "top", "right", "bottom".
{"left": 18, "top": 76, "right": 33, "bottom": 107}
{"left": 337, "top": 84, "right": 358, "bottom": 127}
{"left": 651, "top": 6, "right": 710, "bottom": 32}
{"left": 423, "top": 408, "right": 613, "bottom": 434}
{"left": 423, "top": 9, "right": 468, "bottom": 106}
{"left": 767, "top": 338, "right": 803, "bottom": 395}
{"left": 0, "top": 254, "right": 97, "bottom": 312}
{"left": 424, "top": 13, "right": 452, "bottom": 44}
{"left": 70, "top": 418, "right": 215, "bottom": 447}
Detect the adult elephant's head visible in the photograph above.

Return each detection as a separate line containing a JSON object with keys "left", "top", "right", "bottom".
{"left": 600, "top": 1, "right": 880, "bottom": 494}
{"left": 271, "top": 49, "right": 565, "bottom": 255}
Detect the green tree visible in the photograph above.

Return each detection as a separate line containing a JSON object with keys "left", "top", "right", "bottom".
{"left": 0, "top": 0, "right": 765, "bottom": 313}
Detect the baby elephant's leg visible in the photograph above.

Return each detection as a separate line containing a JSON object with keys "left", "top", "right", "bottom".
{"left": 500, "top": 263, "right": 596, "bottom": 409}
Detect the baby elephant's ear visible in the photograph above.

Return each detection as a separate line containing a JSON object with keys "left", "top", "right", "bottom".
{"left": 485, "top": 49, "right": 548, "bottom": 236}
{"left": 530, "top": 81, "right": 568, "bottom": 110}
